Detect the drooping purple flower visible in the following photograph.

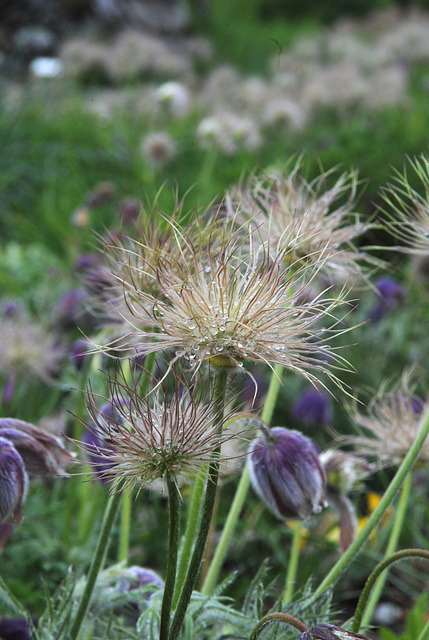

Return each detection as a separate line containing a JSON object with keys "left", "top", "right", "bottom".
{"left": 292, "top": 388, "right": 332, "bottom": 427}
{"left": 248, "top": 427, "right": 326, "bottom": 520}
{"left": 0, "top": 419, "right": 72, "bottom": 477}
{"left": 0, "top": 438, "right": 28, "bottom": 524}
{"left": 0, "top": 617, "right": 33, "bottom": 640}
{"left": 298, "top": 624, "right": 371, "bottom": 640}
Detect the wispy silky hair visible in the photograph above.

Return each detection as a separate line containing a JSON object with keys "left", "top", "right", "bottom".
{"left": 0, "top": 315, "right": 64, "bottom": 383}
{"left": 225, "top": 158, "right": 374, "bottom": 281}
{"left": 95, "top": 217, "right": 356, "bottom": 394}
{"left": 77, "top": 367, "right": 246, "bottom": 492}
{"left": 381, "top": 154, "right": 429, "bottom": 255}
{"left": 87, "top": 203, "right": 236, "bottom": 346}
{"left": 347, "top": 370, "right": 429, "bottom": 466}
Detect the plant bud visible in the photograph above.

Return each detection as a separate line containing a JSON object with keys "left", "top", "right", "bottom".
{"left": 248, "top": 427, "right": 326, "bottom": 521}
{"left": 0, "top": 617, "right": 33, "bottom": 640}
{"left": 0, "top": 438, "right": 28, "bottom": 524}
{"left": 292, "top": 388, "right": 332, "bottom": 427}
{"left": 0, "top": 419, "right": 72, "bottom": 477}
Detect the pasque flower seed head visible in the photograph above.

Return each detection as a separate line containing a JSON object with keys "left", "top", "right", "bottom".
{"left": 78, "top": 368, "right": 245, "bottom": 491}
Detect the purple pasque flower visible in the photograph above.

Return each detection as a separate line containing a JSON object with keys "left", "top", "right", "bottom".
{"left": 116, "top": 566, "right": 164, "bottom": 598}
{"left": 298, "top": 623, "right": 371, "bottom": 639}
{"left": 0, "top": 418, "right": 72, "bottom": 477}
{"left": 0, "top": 438, "right": 28, "bottom": 524}
{"left": 82, "top": 401, "right": 124, "bottom": 482}
{"left": 292, "top": 388, "right": 332, "bottom": 427}
{"left": 0, "top": 617, "right": 33, "bottom": 640}
{"left": 248, "top": 427, "right": 326, "bottom": 520}
{"left": 70, "top": 339, "right": 91, "bottom": 372}
{"left": 369, "top": 277, "right": 404, "bottom": 322}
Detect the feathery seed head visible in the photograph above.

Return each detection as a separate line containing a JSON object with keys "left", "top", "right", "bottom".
{"left": 381, "top": 154, "right": 429, "bottom": 254}
{"left": 79, "top": 368, "right": 242, "bottom": 491}
{"left": 349, "top": 374, "right": 429, "bottom": 466}
{"left": 0, "top": 315, "right": 64, "bottom": 383}
{"left": 98, "top": 228, "right": 354, "bottom": 389}
{"left": 226, "top": 159, "right": 371, "bottom": 279}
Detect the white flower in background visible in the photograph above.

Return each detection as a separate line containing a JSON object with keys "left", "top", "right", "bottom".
{"left": 155, "top": 81, "right": 191, "bottom": 118}
{"left": 141, "top": 132, "right": 177, "bottom": 169}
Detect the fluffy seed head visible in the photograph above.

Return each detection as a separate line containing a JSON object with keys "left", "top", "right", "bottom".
{"left": 381, "top": 154, "right": 429, "bottom": 254}
{"left": 78, "top": 368, "right": 244, "bottom": 491}
{"left": 0, "top": 315, "right": 64, "bottom": 383}
{"left": 98, "top": 225, "right": 354, "bottom": 390}
{"left": 226, "top": 159, "right": 372, "bottom": 280}
{"left": 348, "top": 375, "right": 429, "bottom": 466}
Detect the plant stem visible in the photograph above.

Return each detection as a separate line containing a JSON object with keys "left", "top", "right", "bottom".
{"left": 118, "top": 485, "right": 132, "bottom": 562}
{"left": 360, "top": 470, "right": 413, "bottom": 628}
{"left": 352, "top": 549, "right": 429, "bottom": 633}
{"left": 201, "top": 364, "right": 283, "bottom": 595}
{"left": 160, "top": 477, "right": 181, "bottom": 640}
{"left": 172, "top": 474, "right": 205, "bottom": 608}
{"left": 248, "top": 612, "right": 308, "bottom": 640}
{"left": 416, "top": 614, "right": 429, "bottom": 640}
{"left": 68, "top": 490, "right": 122, "bottom": 640}
{"left": 282, "top": 521, "right": 303, "bottom": 606}
{"left": 308, "top": 407, "right": 429, "bottom": 605}
{"left": 168, "top": 369, "right": 228, "bottom": 640}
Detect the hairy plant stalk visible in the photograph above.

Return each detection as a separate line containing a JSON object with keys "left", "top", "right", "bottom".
{"left": 352, "top": 548, "right": 429, "bottom": 633}
{"left": 309, "top": 407, "right": 429, "bottom": 605}
{"left": 248, "top": 612, "right": 308, "bottom": 640}
{"left": 168, "top": 368, "right": 229, "bottom": 640}
{"left": 283, "top": 520, "right": 303, "bottom": 605}
{"left": 360, "top": 471, "right": 413, "bottom": 627}
{"left": 172, "top": 473, "right": 206, "bottom": 608}
{"left": 160, "top": 477, "right": 181, "bottom": 640}
{"left": 68, "top": 490, "right": 122, "bottom": 640}
{"left": 118, "top": 485, "right": 132, "bottom": 562}
{"left": 202, "top": 364, "right": 284, "bottom": 595}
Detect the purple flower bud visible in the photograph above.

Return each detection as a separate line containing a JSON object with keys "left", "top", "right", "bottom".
{"left": 0, "top": 522, "right": 15, "bottom": 552}
{"left": 82, "top": 402, "right": 123, "bottom": 482}
{"left": 118, "top": 198, "right": 140, "bottom": 225}
{"left": 85, "top": 181, "right": 115, "bottom": 208}
{"left": 74, "top": 253, "right": 101, "bottom": 273}
{"left": 1, "top": 300, "right": 22, "bottom": 318}
{"left": 2, "top": 374, "right": 16, "bottom": 406}
{"left": 70, "top": 339, "right": 91, "bottom": 371}
{"left": 248, "top": 427, "right": 326, "bottom": 521}
{"left": 240, "top": 374, "right": 268, "bottom": 410}
{"left": 55, "top": 290, "right": 89, "bottom": 332}
{"left": 0, "top": 617, "right": 33, "bottom": 640}
{"left": 298, "top": 624, "right": 371, "bottom": 640}
{"left": 369, "top": 277, "right": 405, "bottom": 322}
{"left": 376, "top": 278, "right": 405, "bottom": 307}
{"left": 0, "top": 419, "right": 72, "bottom": 477}
{"left": 0, "top": 438, "right": 28, "bottom": 524}
{"left": 292, "top": 389, "right": 332, "bottom": 427}
{"left": 116, "top": 566, "right": 164, "bottom": 595}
